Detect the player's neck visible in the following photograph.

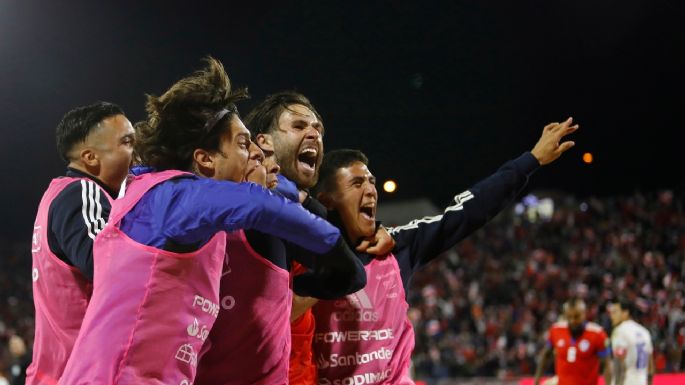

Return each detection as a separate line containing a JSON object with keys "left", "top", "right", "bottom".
{"left": 68, "top": 162, "right": 95, "bottom": 178}
{"left": 569, "top": 322, "right": 586, "bottom": 339}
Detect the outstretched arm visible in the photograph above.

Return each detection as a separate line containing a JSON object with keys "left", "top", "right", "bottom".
{"left": 389, "top": 118, "right": 578, "bottom": 279}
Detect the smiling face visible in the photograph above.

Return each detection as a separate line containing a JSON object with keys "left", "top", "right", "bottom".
{"left": 321, "top": 161, "right": 378, "bottom": 243}
{"left": 271, "top": 104, "right": 324, "bottom": 189}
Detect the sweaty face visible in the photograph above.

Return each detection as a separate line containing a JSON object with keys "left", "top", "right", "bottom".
{"left": 212, "top": 116, "right": 251, "bottom": 182}
{"left": 326, "top": 161, "right": 378, "bottom": 243}
{"left": 86, "top": 114, "right": 135, "bottom": 192}
{"left": 245, "top": 141, "right": 267, "bottom": 186}
{"left": 271, "top": 104, "right": 323, "bottom": 189}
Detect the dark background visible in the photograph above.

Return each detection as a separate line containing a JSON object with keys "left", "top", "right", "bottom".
{"left": 1, "top": 0, "right": 683, "bottom": 240}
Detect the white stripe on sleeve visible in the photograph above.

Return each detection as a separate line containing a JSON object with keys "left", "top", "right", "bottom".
{"left": 80, "top": 180, "right": 106, "bottom": 239}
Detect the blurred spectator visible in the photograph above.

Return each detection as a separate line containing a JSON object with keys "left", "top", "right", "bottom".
{"left": 407, "top": 190, "right": 684, "bottom": 381}
{"left": 7, "top": 335, "right": 29, "bottom": 385}
{"left": 0, "top": 240, "right": 32, "bottom": 383}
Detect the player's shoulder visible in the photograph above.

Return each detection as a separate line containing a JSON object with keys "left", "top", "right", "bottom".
{"left": 629, "top": 320, "right": 651, "bottom": 336}
{"left": 629, "top": 319, "right": 647, "bottom": 329}
{"left": 585, "top": 322, "right": 608, "bottom": 340}
{"left": 585, "top": 321, "right": 605, "bottom": 333}
{"left": 52, "top": 178, "right": 105, "bottom": 206}
{"left": 610, "top": 322, "right": 625, "bottom": 336}
{"left": 58, "top": 176, "right": 92, "bottom": 192}
{"left": 549, "top": 321, "right": 568, "bottom": 335}
{"left": 612, "top": 320, "right": 630, "bottom": 333}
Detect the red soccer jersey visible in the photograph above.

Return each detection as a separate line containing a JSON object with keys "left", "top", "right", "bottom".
{"left": 289, "top": 261, "right": 318, "bottom": 385}
{"left": 547, "top": 321, "right": 610, "bottom": 385}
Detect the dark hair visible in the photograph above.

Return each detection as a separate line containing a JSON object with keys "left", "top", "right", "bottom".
{"left": 135, "top": 56, "right": 248, "bottom": 171}
{"left": 563, "top": 297, "right": 586, "bottom": 312}
{"left": 613, "top": 297, "right": 637, "bottom": 317}
{"left": 314, "top": 149, "right": 369, "bottom": 195}
{"left": 56, "top": 101, "right": 125, "bottom": 163}
{"left": 243, "top": 91, "right": 322, "bottom": 135}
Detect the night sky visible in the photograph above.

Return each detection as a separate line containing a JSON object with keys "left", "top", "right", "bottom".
{"left": 1, "top": 1, "right": 683, "bottom": 240}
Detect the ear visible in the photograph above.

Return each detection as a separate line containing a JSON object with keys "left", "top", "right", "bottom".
{"left": 192, "top": 148, "right": 216, "bottom": 178}
{"left": 255, "top": 133, "right": 273, "bottom": 151}
{"left": 79, "top": 148, "right": 99, "bottom": 167}
{"left": 316, "top": 191, "right": 335, "bottom": 210}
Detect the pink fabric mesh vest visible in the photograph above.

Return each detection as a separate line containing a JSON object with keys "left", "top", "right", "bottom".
{"left": 60, "top": 171, "right": 227, "bottom": 385}
{"left": 195, "top": 229, "right": 292, "bottom": 385}
{"left": 312, "top": 255, "right": 416, "bottom": 385}
{"left": 26, "top": 177, "right": 107, "bottom": 385}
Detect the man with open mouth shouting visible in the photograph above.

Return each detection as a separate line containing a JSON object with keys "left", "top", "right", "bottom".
{"left": 310, "top": 117, "right": 579, "bottom": 384}
{"left": 245, "top": 92, "right": 396, "bottom": 385}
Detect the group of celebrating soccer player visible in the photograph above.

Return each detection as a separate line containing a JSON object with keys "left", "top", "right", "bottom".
{"left": 27, "top": 56, "right": 652, "bottom": 385}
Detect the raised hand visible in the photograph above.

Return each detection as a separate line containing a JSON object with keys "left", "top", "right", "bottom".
{"left": 531, "top": 117, "right": 579, "bottom": 165}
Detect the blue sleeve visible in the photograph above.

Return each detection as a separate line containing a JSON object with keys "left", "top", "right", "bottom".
{"left": 273, "top": 174, "right": 300, "bottom": 202}
{"left": 597, "top": 347, "right": 611, "bottom": 358}
{"left": 123, "top": 178, "right": 340, "bottom": 254}
{"left": 130, "top": 165, "right": 155, "bottom": 176}
{"left": 389, "top": 152, "right": 539, "bottom": 286}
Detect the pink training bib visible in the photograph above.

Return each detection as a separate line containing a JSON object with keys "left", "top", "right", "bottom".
{"left": 195, "top": 229, "right": 292, "bottom": 385}
{"left": 312, "top": 255, "right": 416, "bottom": 385}
{"left": 61, "top": 171, "right": 227, "bottom": 385}
{"left": 27, "top": 177, "right": 109, "bottom": 385}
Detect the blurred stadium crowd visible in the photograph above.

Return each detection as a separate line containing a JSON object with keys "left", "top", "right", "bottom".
{"left": 1, "top": 190, "right": 683, "bottom": 383}
{"left": 408, "top": 190, "right": 684, "bottom": 381}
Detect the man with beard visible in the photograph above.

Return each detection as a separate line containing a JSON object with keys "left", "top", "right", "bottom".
{"left": 61, "top": 58, "right": 364, "bottom": 385}
{"left": 535, "top": 298, "right": 612, "bottom": 385}
{"left": 245, "top": 92, "right": 395, "bottom": 384}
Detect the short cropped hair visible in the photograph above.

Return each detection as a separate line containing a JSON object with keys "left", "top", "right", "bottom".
{"left": 56, "top": 102, "right": 124, "bottom": 163}
{"left": 314, "top": 149, "right": 369, "bottom": 195}
{"left": 243, "top": 91, "right": 322, "bottom": 135}
{"left": 563, "top": 297, "right": 586, "bottom": 312}
{"left": 135, "top": 56, "right": 248, "bottom": 171}
{"left": 613, "top": 297, "right": 637, "bottom": 317}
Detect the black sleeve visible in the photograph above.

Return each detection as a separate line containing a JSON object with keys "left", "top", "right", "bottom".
{"left": 244, "top": 230, "right": 288, "bottom": 269}
{"left": 47, "top": 180, "right": 112, "bottom": 280}
{"left": 288, "top": 193, "right": 367, "bottom": 298}
{"left": 389, "top": 152, "right": 539, "bottom": 282}
{"left": 301, "top": 194, "right": 328, "bottom": 219}
{"left": 291, "top": 237, "right": 367, "bottom": 300}
{"left": 286, "top": 195, "right": 329, "bottom": 269}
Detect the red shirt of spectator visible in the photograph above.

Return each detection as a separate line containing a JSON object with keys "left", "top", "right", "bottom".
{"left": 547, "top": 321, "right": 610, "bottom": 385}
